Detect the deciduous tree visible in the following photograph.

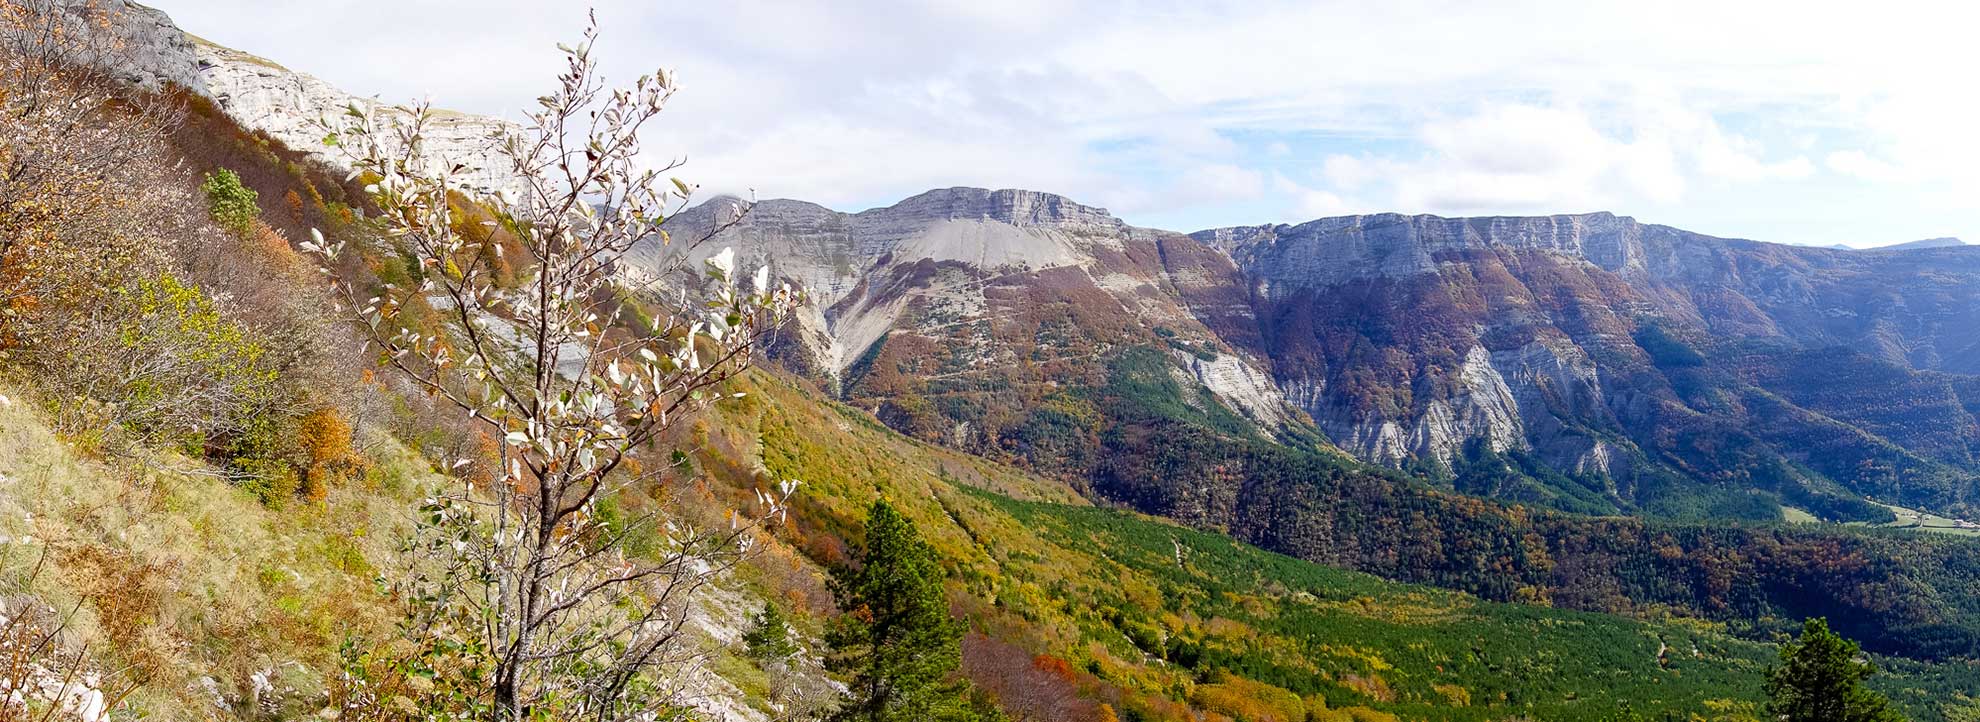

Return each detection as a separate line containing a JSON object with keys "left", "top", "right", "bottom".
{"left": 0, "top": 0, "right": 185, "bottom": 353}
{"left": 309, "top": 13, "right": 803, "bottom": 722}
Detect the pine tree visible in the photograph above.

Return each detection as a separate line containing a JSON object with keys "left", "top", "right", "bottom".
{"left": 1764, "top": 618, "right": 1905, "bottom": 722}
{"left": 826, "top": 499, "right": 974, "bottom": 722}
{"left": 745, "top": 601, "right": 800, "bottom": 662}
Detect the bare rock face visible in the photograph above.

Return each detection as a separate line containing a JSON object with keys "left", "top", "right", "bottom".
{"left": 679, "top": 188, "right": 1980, "bottom": 517}
{"left": 193, "top": 40, "right": 524, "bottom": 196}
{"left": 867, "top": 187, "right": 1125, "bottom": 235}
{"left": 648, "top": 189, "right": 1192, "bottom": 371}
{"left": 1182, "top": 352, "right": 1299, "bottom": 429}
{"left": 53, "top": 0, "right": 203, "bottom": 91}
{"left": 69, "top": 1, "right": 524, "bottom": 196}
{"left": 1195, "top": 212, "right": 1652, "bottom": 292}
{"left": 1488, "top": 339, "right": 1611, "bottom": 475}
{"left": 1313, "top": 345, "right": 1528, "bottom": 467}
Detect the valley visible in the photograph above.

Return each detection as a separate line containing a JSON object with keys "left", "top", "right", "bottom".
{"left": 3, "top": 0, "right": 1977, "bottom": 720}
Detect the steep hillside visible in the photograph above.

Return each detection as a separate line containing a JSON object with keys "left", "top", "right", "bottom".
{"left": 645, "top": 189, "right": 1310, "bottom": 478}
{"left": 0, "top": 383, "right": 424, "bottom": 719}
{"left": 1199, "top": 213, "right": 1980, "bottom": 519}
{"left": 703, "top": 374, "right": 1980, "bottom": 721}
{"left": 656, "top": 190, "right": 1980, "bottom": 526}
{"left": 639, "top": 189, "right": 1980, "bottom": 666}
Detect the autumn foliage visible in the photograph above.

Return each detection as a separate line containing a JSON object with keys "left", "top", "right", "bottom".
{"left": 297, "top": 406, "right": 363, "bottom": 501}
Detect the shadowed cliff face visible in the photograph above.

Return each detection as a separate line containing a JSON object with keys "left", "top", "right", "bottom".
{"left": 653, "top": 192, "right": 1980, "bottom": 520}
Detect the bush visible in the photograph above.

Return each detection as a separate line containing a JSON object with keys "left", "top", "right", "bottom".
{"left": 236, "top": 455, "right": 303, "bottom": 507}
{"left": 201, "top": 168, "right": 260, "bottom": 238}
{"left": 297, "top": 406, "right": 364, "bottom": 501}
{"left": 111, "top": 273, "right": 279, "bottom": 434}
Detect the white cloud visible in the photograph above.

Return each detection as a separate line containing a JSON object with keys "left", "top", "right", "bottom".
{"left": 1826, "top": 151, "right": 1908, "bottom": 184}
{"left": 1315, "top": 103, "right": 1691, "bottom": 213}
{"left": 1271, "top": 174, "right": 1358, "bottom": 218}
{"left": 1188, "top": 164, "right": 1267, "bottom": 202}
{"left": 1697, "top": 140, "right": 1815, "bottom": 183}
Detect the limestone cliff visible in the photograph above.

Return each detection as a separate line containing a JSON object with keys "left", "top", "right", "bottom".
{"left": 662, "top": 188, "right": 1980, "bottom": 518}
{"left": 641, "top": 188, "right": 1308, "bottom": 463}
{"left": 72, "top": 1, "right": 523, "bottom": 195}
{"left": 1193, "top": 212, "right": 1654, "bottom": 290}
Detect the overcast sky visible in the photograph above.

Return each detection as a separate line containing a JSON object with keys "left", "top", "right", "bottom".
{"left": 153, "top": 0, "right": 1976, "bottom": 247}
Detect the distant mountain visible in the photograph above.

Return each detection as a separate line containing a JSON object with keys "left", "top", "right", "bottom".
{"left": 1199, "top": 212, "right": 1980, "bottom": 517}
{"left": 647, "top": 191, "right": 1980, "bottom": 524}
{"left": 1872, "top": 236, "right": 1968, "bottom": 251}
{"left": 1828, "top": 237, "right": 1970, "bottom": 251}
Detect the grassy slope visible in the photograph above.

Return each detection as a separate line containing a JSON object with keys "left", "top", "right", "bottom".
{"left": 706, "top": 373, "right": 1980, "bottom": 722}
{"left": 3, "top": 355, "right": 1975, "bottom": 721}
{"left": 0, "top": 385, "right": 433, "bottom": 719}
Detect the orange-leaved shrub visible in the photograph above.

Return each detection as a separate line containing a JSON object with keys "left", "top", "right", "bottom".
{"left": 297, "top": 406, "right": 365, "bottom": 502}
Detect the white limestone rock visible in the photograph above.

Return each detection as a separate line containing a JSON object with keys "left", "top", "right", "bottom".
{"left": 1181, "top": 352, "right": 1299, "bottom": 430}
{"left": 635, "top": 188, "right": 1141, "bottom": 380}
{"left": 69, "top": 1, "right": 525, "bottom": 196}
{"left": 57, "top": 0, "right": 203, "bottom": 91}
{"left": 1311, "top": 346, "right": 1529, "bottom": 467}
{"left": 1194, "top": 212, "right": 1657, "bottom": 292}
{"left": 193, "top": 39, "right": 524, "bottom": 196}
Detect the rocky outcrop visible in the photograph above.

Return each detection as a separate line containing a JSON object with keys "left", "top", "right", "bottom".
{"left": 68, "top": 1, "right": 523, "bottom": 195}
{"left": 1181, "top": 352, "right": 1300, "bottom": 430}
{"left": 1318, "top": 346, "right": 1527, "bottom": 466}
{"left": 193, "top": 39, "right": 523, "bottom": 195}
{"left": 1487, "top": 338, "right": 1613, "bottom": 476}
{"left": 642, "top": 188, "right": 1156, "bottom": 378}
{"left": 53, "top": 0, "right": 203, "bottom": 91}
{"left": 867, "top": 187, "right": 1125, "bottom": 235}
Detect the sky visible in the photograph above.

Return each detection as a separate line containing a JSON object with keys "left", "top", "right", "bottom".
{"left": 152, "top": 0, "right": 1979, "bottom": 247}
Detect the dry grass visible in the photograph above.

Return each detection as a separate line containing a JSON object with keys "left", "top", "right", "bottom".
{"left": 0, "top": 384, "right": 430, "bottom": 719}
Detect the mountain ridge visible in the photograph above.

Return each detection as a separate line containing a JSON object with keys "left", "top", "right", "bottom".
{"left": 24, "top": 2, "right": 1980, "bottom": 719}
{"left": 69, "top": 0, "right": 524, "bottom": 195}
{"left": 654, "top": 184, "right": 1980, "bottom": 524}
{"left": 1872, "top": 236, "right": 1968, "bottom": 251}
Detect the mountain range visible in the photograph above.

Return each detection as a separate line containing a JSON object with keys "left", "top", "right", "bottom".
{"left": 650, "top": 188, "right": 1980, "bottom": 525}
{"left": 76, "top": 0, "right": 1980, "bottom": 524}
{"left": 32, "top": 2, "right": 1980, "bottom": 718}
